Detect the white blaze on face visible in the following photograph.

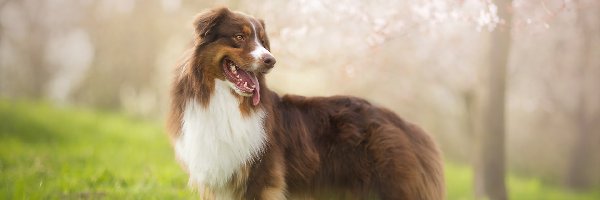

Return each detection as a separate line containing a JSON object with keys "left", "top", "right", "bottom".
{"left": 249, "top": 21, "right": 272, "bottom": 70}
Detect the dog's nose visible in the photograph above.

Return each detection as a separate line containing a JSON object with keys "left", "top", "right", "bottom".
{"left": 262, "top": 54, "right": 276, "bottom": 68}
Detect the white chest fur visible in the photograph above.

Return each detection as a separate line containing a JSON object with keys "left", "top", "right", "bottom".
{"left": 175, "top": 80, "right": 266, "bottom": 188}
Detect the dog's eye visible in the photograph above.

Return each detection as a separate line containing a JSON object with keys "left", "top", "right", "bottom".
{"left": 234, "top": 34, "right": 245, "bottom": 41}
{"left": 260, "top": 40, "right": 268, "bottom": 48}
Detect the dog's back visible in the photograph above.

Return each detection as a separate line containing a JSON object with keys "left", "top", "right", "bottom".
{"left": 265, "top": 94, "right": 445, "bottom": 199}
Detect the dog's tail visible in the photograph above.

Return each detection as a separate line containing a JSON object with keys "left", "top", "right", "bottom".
{"left": 407, "top": 123, "right": 446, "bottom": 200}
{"left": 372, "top": 112, "right": 445, "bottom": 199}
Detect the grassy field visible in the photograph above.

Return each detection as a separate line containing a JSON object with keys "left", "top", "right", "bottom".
{"left": 1, "top": 100, "right": 599, "bottom": 199}
{"left": 0, "top": 101, "right": 194, "bottom": 199}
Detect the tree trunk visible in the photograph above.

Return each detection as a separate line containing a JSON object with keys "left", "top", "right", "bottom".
{"left": 565, "top": 4, "right": 594, "bottom": 189}
{"left": 566, "top": 109, "right": 592, "bottom": 189}
{"left": 474, "top": 0, "right": 512, "bottom": 199}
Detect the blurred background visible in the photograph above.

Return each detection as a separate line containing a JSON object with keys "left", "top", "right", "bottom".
{"left": 1, "top": 0, "right": 599, "bottom": 199}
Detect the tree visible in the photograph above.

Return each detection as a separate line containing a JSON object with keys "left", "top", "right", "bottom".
{"left": 564, "top": 0, "right": 599, "bottom": 189}
{"left": 0, "top": 0, "right": 49, "bottom": 98}
{"left": 474, "top": 0, "right": 512, "bottom": 199}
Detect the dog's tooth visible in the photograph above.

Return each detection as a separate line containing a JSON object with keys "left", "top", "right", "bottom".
{"left": 243, "top": 82, "right": 247, "bottom": 88}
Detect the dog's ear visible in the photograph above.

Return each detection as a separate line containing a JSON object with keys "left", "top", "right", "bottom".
{"left": 193, "top": 7, "right": 231, "bottom": 43}
{"left": 258, "top": 19, "right": 271, "bottom": 50}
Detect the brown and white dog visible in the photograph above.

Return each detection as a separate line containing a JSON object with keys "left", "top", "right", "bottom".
{"left": 167, "top": 7, "right": 444, "bottom": 200}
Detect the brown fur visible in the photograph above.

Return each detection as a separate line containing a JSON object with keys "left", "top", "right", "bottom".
{"left": 167, "top": 7, "right": 445, "bottom": 200}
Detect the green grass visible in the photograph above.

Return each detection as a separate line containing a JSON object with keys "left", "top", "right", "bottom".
{"left": 1, "top": 100, "right": 599, "bottom": 199}
{"left": 445, "top": 163, "right": 600, "bottom": 200}
{"left": 0, "top": 100, "right": 195, "bottom": 199}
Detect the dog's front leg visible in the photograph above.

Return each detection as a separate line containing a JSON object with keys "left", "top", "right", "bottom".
{"left": 246, "top": 149, "right": 287, "bottom": 200}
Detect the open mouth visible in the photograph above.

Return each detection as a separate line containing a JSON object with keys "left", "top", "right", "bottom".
{"left": 222, "top": 58, "right": 261, "bottom": 106}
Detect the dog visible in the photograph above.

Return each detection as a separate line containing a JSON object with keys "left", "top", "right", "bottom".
{"left": 167, "top": 7, "right": 444, "bottom": 200}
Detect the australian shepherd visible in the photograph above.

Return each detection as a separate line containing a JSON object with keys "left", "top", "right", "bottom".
{"left": 167, "top": 7, "right": 444, "bottom": 200}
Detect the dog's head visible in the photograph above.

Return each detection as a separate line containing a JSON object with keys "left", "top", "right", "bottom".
{"left": 191, "top": 7, "right": 275, "bottom": 106}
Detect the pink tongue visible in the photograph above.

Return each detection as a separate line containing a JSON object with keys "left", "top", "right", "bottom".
{"left": 250, "top": 75, "right": 260, "bottom": 106}
{"left": 236, "top": 70, "right": 260, "bottom": 106}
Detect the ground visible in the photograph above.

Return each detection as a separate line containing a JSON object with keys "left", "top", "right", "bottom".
{"left": 0, "top": 100, "right": 598, "bottom": 199}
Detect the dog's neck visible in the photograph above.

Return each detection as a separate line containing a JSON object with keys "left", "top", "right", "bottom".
{"left": 176, "top": 79, "right": 267, "bottom": 188}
